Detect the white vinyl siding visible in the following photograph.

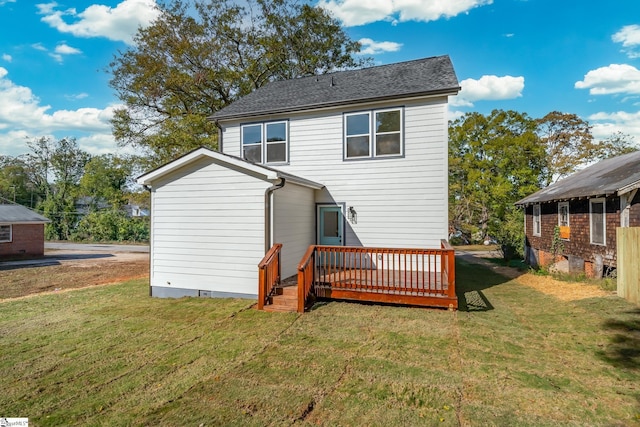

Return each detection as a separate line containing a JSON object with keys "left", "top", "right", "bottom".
{"left": 0, "top": 224, "right": 11, "bottom": 242}
{"left": 533, "top": 204, "right": 541, "bottom": 237}
{"left": 220, "top": 96, "right": 450, "bottom": 249}
{"left": 273, "top": 183, "right": 315, "bottom": 278}
{"left": 590, "top": 198, "right": 606, "bottom": 245}
{"left": 149, "top": 157, "right": 270, "bottom": 297}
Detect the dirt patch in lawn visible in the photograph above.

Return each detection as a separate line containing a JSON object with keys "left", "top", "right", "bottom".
{"left": 0, "top": 251, "right": 149, "bottom": 300}
{"left": 515, "top": 273, "right": 612, "bottom": 301}
{"left": 459, "top": 253, "right": 612, "bottom": 301}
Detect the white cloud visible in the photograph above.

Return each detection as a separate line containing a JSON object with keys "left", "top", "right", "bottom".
{"left": 0, "top": 67, "right": 119, "bottom": 156}
{"left": 450, "top": 75, "right": 525, "bottom": 107}
{"left": 575, "top": 64, "right": 640, "bottom": 95}
{"left": 54, "top": 43, "right": 81, "bottom": 55}
{"left": 31, "top": 43, "right": 47, "bottom": 52}
{"left": 66, "top": 93, "right": 89, "bottom": 101}
{"left": 0, "top": 0, "right": 16, "bottom": 5}
{"left": 2, "top": 54, "right": 11, "bottom": 62}
{"left": 612, "top": 24, "right": 640, "bottom": 58}
{"left": 358, "top": 38, "right": 403, "bottom": 55}
{"left": 318, "top": 0, "right": 492, "bottom": 27}
{"left": 588, "top": 110, "right": 640, "bottom": 144}
{"left": 37, "top": 0, "right": 161, "bottom": 45}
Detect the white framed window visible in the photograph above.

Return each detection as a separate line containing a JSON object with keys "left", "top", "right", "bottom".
{"left": 558, "top": 202, "right": 569, "bottom": 227}
{"left": 344, "top": 108, "right": 403, "bottom": 159}
{"left": 0, "top": 224, "right": 12, "bottom": 243}
{"left": 532, "top": 204, "right": 541, "bottom": 237}
{"left": 590, "top": 198, "right": 606, "bottom": 245}
{"left": 241, "top": 121, "right": 288, "bottom": 164}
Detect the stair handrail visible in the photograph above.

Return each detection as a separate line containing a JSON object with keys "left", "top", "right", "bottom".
{"left": 296, "top": 245, "right": 317, "bottom": 313}
{"left": 258, "top": 243, "right": 283, "bottom": 310}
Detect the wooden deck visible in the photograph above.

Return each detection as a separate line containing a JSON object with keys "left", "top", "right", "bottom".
{"left": 258, "top": 242, "right": 457, "bottom": 312}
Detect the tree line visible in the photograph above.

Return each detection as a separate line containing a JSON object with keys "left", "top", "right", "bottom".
{"left": 0, "top": 137, "right": 149, "bottom": 242}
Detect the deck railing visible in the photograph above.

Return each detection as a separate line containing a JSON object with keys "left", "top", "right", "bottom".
{"left": 296, "top": 245, "right": 317, "bottom": 313}
{"left": 257, "top": 243, "right": 282, "bottom": 310}
{"left": 296, "top": 243, "right": 457, "bottom": 310}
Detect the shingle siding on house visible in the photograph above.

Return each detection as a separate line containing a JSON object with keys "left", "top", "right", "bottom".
{"left": 220, "top": 96, "right": 449, "bottom": 248}
{"left": 149, "top": 157, "right": 271, "bottom": 298}
{"left": 524, "top": 197, "right": 627, "bottom": 271}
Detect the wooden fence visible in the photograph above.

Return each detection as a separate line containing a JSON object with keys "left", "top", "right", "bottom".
{"left": 616, "top": 227, "right": 640, "bottom": 305}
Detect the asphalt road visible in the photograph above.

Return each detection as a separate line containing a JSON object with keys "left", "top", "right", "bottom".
{"left": 45, "top": 242, "right": 149, "bottom": 253}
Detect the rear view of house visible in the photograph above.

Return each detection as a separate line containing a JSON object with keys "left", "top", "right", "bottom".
{"left": 516, "top": 150, "right": 640, "bottom": 277}
{"left": 138, "top": 56, "right": 460, "bottom": 310}
{"left": 0, "top": 203, "right": 50, "bottom": 259}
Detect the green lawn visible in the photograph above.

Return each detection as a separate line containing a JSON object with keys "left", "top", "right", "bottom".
{"left": 1, "top": 260, "right": 639, "bottom": 426}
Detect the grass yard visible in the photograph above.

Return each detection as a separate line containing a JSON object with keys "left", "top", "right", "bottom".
{"left": 1, "top": 259, "right": 639, "bottom": 426}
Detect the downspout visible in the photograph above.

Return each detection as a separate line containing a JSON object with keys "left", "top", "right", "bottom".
{"left": 143, "top": 184, "right": 152, "bottom": 297}
{"left": 265, "top": 178, "right": 286, "bottom": 253}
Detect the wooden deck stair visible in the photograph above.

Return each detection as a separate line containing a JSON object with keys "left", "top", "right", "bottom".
{"left": 262, "top": 284, "right": 298, "bottom": 312}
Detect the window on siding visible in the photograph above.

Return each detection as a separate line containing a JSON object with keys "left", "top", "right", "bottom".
{"left": 558, "top": 202, "right": 569, "bottom": 227}
{"left": 0, "top": 224, "right": 11, "bottom": 242}
{"left": 241, "top": 121, "right": 288, "bottom": 164}
{"left": 345, "top": 112, "right": 370, "bottom": 158}
{"left": 590, "top": 198, "right": 606, "bottom": 245}
{"left": 345, "top": 108, "right": 403, "bottom": 159}
{"left": 532, "top": 204, "right": 541, "bottom": 237}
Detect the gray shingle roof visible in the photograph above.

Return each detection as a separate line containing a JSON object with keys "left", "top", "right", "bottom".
{"left": 516, "top": 150, "right": 640, "bottom": 205}
{"left": 0, "top": 204, "right": 50, "bottom": 223}
{"left": 210, "top": 55, "right": 459, "bottom": 121}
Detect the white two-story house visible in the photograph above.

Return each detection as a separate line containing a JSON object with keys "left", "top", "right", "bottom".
{"left": 138, "top": 55, "right": 460, "bottom": 305}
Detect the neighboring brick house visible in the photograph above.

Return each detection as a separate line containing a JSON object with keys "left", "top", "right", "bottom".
{"left": 0, "top": 204, "right": 50, "bottom": 259}
{"left": 516, "top": 150, "right": 640, "bottom": 278}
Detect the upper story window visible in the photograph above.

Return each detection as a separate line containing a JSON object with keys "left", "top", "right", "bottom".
{"left": 0, "top": 224, "right": 11, "bottom": 243}
{"left": 532, "top": 204, "right": 541, "bottom": 237}
{"left": 590, "top": 198, "right": 606, "bottom": 245}
{"left": 344, "top": 108, "right": 403, "bottom": 160}
{"left": 241, "top": 121, "right": 288, "bottom": 164}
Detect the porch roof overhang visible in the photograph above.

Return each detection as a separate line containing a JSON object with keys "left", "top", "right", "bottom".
{"left": 137, "top": 147, "right": 324, "bottom": 190}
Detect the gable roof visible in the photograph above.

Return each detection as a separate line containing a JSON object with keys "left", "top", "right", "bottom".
{"left": 516, "top": 150, "right": 640, "bottom": 206}
{"left": 0, "top": 204, "right": 50, "bottom": 224}
{"left": 210, "top": 55, "right": 459, "bottom": 121}
{"left": 137, "top": 147, "right": 324, "bottom": 190}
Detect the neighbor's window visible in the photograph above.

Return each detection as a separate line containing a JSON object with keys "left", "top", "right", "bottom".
{"left": 558, "top": 202, "right": 569, "bottom": 227}
{"left": 0, "top": 224, "right": 11, "bottom": 243}
{"left": 345, "top": 108, "right": 403, "bottom": 159}
{"left": 533, "top": 204, "right": 541, "bottom": 237}
{"left": 590, "top": 198, "right": 606, "bottom": 245}
{"left": 241, "top": 121, "right": 288, "bottom": 164}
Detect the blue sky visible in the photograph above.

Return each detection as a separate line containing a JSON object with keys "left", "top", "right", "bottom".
{"left": 1, "top": 0, "right": 639, "bottom": 158}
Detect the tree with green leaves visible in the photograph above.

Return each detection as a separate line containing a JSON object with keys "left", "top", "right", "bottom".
{"left": 0, "top": 156, "right": 35, "bottom": 207}
{"left": 79, "top": 154, "right": 134, "bottom": 210}
{"left": 25, "top": 137, "right": 90, "bottom": 240}
{"left": 597, "top": 131, "right": 638, "bottom": 159}
{"left": 537, "top": 111, "right": 599, "bottom": 186}
{"left": 109, "top": 0, "right": 368, "bottom": 165}
{"left": 449, "top": 110, "right": 546, "bottom": 257}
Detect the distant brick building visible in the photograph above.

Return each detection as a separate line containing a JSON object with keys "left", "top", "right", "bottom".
{"left": 0, "top": 204, "right": 50, "bottom": 259}
{"left": 516, "top": 151, "right": 640, "bottom": 278}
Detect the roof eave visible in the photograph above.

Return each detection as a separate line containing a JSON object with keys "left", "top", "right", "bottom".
{"left": 210, "top": 87, "right": 461, "bottom": 122}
